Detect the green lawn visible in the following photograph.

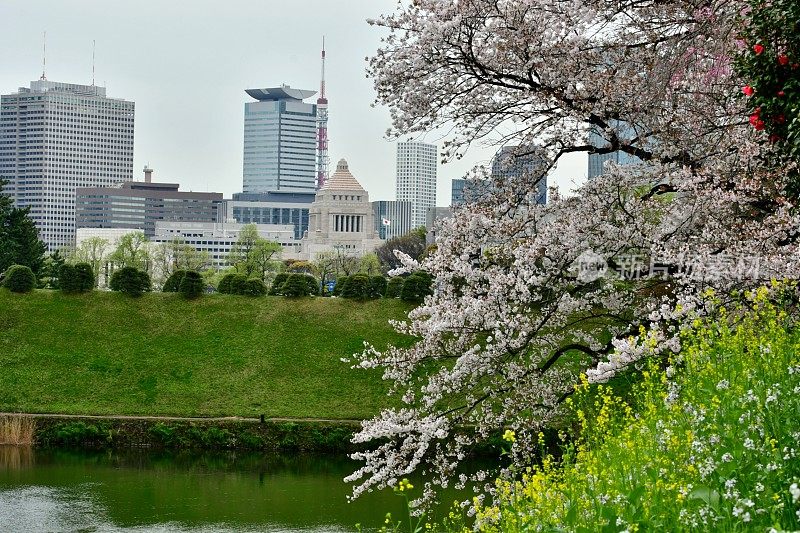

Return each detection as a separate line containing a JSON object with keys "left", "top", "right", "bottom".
{"left": 0, "top": 290, "right": 414, "bottom": 419}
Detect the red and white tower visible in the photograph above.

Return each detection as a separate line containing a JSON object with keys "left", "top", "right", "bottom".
{"left": 316, "top": 38, "right": 329, "bottom": 189}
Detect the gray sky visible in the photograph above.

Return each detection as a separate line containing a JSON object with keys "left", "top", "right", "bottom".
{"left": 0, "top": 0, "right": 587, "bottom": 205}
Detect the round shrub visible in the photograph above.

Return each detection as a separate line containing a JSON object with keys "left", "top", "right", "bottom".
{"left": 368, "top": 276, "right": 387, "bottom": 299}
{"left": 217, "top": 273, "right": 238, "bottom": 294}
{"left": 386, "top": 276, "right": 404, "bottom": 298}
{"left": 342, "top": 273, "right": 370, "bottom": 299}
{"left": 281, "top": 273, "right": 313, "bottom": 297}
{"left": 304, "top": 274, "right": 320, "bottom": 296}
{"left": 178, "top": 270, "right": 205, "bottom": 299}
{"left": 400, "top": 272, "right": 433, "bottom": 302}
{"left": 74, "top": 263, "right": 95, "bottom": 292}
{"left": 332, "top": 275, "right": 349, "bottom": 296}
{"left": 229, "top": 274, "right": 249, "bottom": 295}
{"left": 3, "top": 265, "right": 36, "bottom": 293}
{"left": 109, "top": 267, "right": 151, "bottom": 297}
{"left": 162, "top": 270, "right": 187, "bottom": 292}
{"left": 270, "top": 273, "right": 289, "bottom": 295}
{"left": 242, "top": 278, "right": 268, "bottom": 296}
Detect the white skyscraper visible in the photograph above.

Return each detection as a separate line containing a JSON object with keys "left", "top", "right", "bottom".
{"left": 395, "top": 141, "right": 437, "bottom": 230}
{"left": 0, "top": 80, "right": 134, "bottom": 250}
{"left": 243, "top": 86, "right": 317, "bottom": 194}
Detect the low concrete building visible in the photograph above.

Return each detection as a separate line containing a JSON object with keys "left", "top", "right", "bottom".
{"left": 153, "top": 221, "right": 300, "bottom": 269}
{"left": 301, "top": 159, "right": 382, "bottom": 261}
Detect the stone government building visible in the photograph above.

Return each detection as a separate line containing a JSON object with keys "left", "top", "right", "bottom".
{"left": 300, "top": 159, "right": 382, "bottom": 260}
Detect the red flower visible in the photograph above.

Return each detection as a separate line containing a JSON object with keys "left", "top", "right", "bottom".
{"left": 753, "top": 44, "right": 765, "bottom": 55}
{"left": 777, "top": 90, "right": 786, "bottom": 97}
{"left": 749, "top": 113, "right": 760, "bottom": 126}
{"left": 778, "top": 54, "right": 789, "bottom": 65}
{"left": 769, "top": 134, "right": 781, "bottom": 143}
{"left": 742, "top": 85, "right": 755, "bottom": 96}
{"left": 754, "top": 120, "right": 765, "bottom": 131}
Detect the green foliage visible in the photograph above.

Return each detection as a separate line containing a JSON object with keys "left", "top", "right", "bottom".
{"left": 2, "top": 264, "right": 36, "bottom": 293}
{"left": 342, "top": 274, "right": 370, "bottom": 299}
{"left": 270, "top": 273, "right": 289, "bottom": 295}
{"left": 218, "top": 273, "right": 249, "bottom": 295}
{"left": 109, "top": 267, "right": 151, "bottom": 297}
{"left": 735, "top": 0, "right": 800, "bottom": 188}
{"left": 242, "top": 278, "right": 268, "bottom": 297}
{"left": 386, "top": 276, "right": 404, "bottom": 299}
{"left": 178, "top": 270, "right": 205, "bottom": 299}
{"left": 109, "top": 231, "right": 150, "bottom": 271}
{"left": 477, "top": 289, "right": 800, "bottom": 532}
{"left": 332, "top": 275, "right": 349, "bottom": 296}
{"left": 216, "top": 273, "right": 236, "bottom": 294}
{"left": 39, "top": 421, "right": 114, "bottom": 447}
{"left": 304, "top": 274, "right": 320, "bottom": 296}
{"left": 40, "top": 250, "right": 66, "bottom": 289}
{"left": 399, "top": 272, "right": 433, "bottom": 302}
{"left": 0, "top": 181, "right": 46, "bottom": 276}
{"left": 281, "top": 273, "right": 314, "bottom": 297}
{"left": 64, "top": 263, "right": 95, "bottom": 293}
{"left": 162, "top": 270, "right": 187, "bottom": 292}
{"left": 375, "top": 230, "right": 426, "bottom": 271}
{"left": 368, "top": 276, "right": 387, "bottom": 299}
{"left": 229, "top": 224, "right": 282, "bottom": 280}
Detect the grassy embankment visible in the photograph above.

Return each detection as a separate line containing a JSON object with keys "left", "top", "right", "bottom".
{"left": 0, "top": 290, "right": 414, "bottom": 420}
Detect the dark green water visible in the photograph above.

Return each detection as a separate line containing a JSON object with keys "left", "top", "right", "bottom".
{"left": 0, "top": 447, "right": 474, "bottom": 532}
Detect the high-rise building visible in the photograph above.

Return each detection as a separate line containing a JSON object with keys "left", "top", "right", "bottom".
{"left": 395, "top": 141, "right": 437, "bottom": 230}
{"left": 75, "top": 167, "right": 223, "bottom": 238}
{"left": 243, "top": 86, "right": 317, "bottom": 194}
{"left": 491, "top": 146, "right": 547, "bottom": 205}
{"left": 587, "top": 121, "right": 641, "bottom": 179}
{"left": 372, "top": 200, "right": 412, "bottom": 240}
{"left": 0, "top": 80, "right": 134, "bottom": 250}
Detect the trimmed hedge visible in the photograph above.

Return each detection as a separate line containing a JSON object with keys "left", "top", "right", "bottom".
{"left": 269, "top": 273, "right": 289, "bottom": 296}
{"left": 109, "top": 267, "right": 151, "bottom": 297}
{"left": 178, "top": 270, "right": 204, "bottom": 299}
{"left": 3, "top": 265, "right": 36, "bottom": 293}
{"left": 332, "top": 275, "right": 349, "bottom": 296}
{"left": 60, "top": 263, "right": 94, "bottom": 293}
{"left": 368, "top": 276, "right": 387, "bottom": 299}
{"left": 281, "top": 273, "right": 314, "bottom": 297}
{"left": 386, "top": 276, "right": 404, "bottom": 298}
{"left": 242, "top": 278, "right": 268, "bottom": 297}
{"left": 304, "top": 274, "right": 320, "bottom": 296}
{"left": 341, "top": 273, "right": 369, "bottom": 299}
{"left": 400, "top": 271, "right": 433, "bottom": 302}
{"left": 162, "top": 270, "right": 187, "bottom": 292}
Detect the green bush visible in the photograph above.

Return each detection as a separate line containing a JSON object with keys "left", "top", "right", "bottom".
{"left": 304, "top": 274, "right": 320, "bottom": 296}
{"left": 242, "top": 278, "right": 268, "bottom": 297}
{"left": 60, "top": 263, "right": 93, "bottom": 293}
{"left": 2, "top": 264, "right": 36, "bottom": 293}
{"left": 386, "top": 276, "right": 404, "bottom": 298}
{"left": 269, "top": 273, "right": 289, "bottom": 295}
{"left": 368, "top": 276, "right": 387, "bottom": 299}
{"left": 217, "top": 273, "right": 238, "bottom": 294}
{"left": 281, "top": 273, "right": 314, "bottom": 297}
{"left": 178, "top": 270, "right": 204, "bottom": 299}
{"left": 109, "top": 267, "right": 151, "bottom": 297}
{"left": 400, "top": 271, "right": 433, "bottom": 302}
{"left": 341, "top": 273, "right": 369, "bottom": 299}
{"left": 162, "top": 270, "right": 187, "bottom": 292}
{"left": 332, "top": 275, "right": 349, "bottom": 296}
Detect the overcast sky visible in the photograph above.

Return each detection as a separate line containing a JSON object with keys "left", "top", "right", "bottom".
{"left": 0, "top": 0, "right": 587, "bottom": 205}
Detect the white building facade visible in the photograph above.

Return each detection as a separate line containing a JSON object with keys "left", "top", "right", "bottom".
{"left": 0, "top": 80, "right": 135, "bottom": 250}
{"left": 395, "top": 141, "right": 437, "bottom": 230}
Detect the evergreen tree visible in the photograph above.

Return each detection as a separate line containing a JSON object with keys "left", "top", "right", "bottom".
{"left": 0, "top": 181, "right": 46, "bottom": 275}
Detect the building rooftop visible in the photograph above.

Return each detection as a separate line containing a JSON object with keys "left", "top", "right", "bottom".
{"left": 245, "top": 86, "right": 316, "bottom": 101}
{"left": 322, "top": 159, "right": 365, "bottom": 192}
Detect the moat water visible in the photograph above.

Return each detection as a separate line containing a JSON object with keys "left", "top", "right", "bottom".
{"left": 0, "top": 447, "right": 474, "bottom": 532}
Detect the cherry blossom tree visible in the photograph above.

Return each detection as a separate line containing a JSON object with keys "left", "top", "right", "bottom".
{"left": 346, "top": 0, "right": 800, "bottom": 506}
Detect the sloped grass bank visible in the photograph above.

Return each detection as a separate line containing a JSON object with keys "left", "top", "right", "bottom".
{"left": 0, "top": 291, "right": 413, "bottom": 419}
{"left": 477, "top": 291, "right": 800, "bottom": 531}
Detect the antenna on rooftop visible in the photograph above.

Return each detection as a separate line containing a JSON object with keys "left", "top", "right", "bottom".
{"left": 40, "top": 31, "right": 47, "bottom": 81}
{"left": 91, "top": 40, "right": 96, "bottom": 86}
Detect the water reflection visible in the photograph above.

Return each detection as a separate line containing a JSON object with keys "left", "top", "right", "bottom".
{"left": 0, "top": 447, "right": 477, "bottom": 532}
